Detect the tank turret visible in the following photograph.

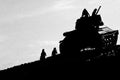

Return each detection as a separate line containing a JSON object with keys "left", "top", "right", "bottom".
{"left": 59, "top": 6, "right": 119, "bottom": 58}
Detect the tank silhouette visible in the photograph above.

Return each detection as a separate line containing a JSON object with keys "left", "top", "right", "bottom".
{"left": 59, "top": 6, "right": 119, "bottom": 58}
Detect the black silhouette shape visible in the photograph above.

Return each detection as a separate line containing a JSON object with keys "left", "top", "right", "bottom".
{"left": 92, "top": 6, "right": 101, "bottom": 16}
{"left": 40, "top": 49, "right": 47, "bottom": 61}
{"left": 92, "top": 8, "right": 97, "bottom": 16}
{"left": 1, "top": 6, "right": 120, "bottom": 78}
{"left": 59, "top": 6, "right": 104, "bottom": 58}
{"left": 82, "top": 8, "right": 90, "bottom": 17}
{"left": 52, "top": 47, "right": 57, "bottom": 56}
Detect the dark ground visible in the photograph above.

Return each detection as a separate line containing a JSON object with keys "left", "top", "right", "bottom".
{"left": 0, "top": 45, "right": 120, "bottom": 79}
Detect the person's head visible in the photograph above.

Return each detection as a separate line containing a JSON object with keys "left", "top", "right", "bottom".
{"left": 82, "top": 9, "right": 90, "bottom": 17}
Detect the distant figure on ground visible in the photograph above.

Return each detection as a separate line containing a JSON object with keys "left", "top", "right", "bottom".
{"left": 40, "top": 49, "right": 47, "bottom": 61}
{"left": 52, "top": 47, "right": 57, "bottom": 56}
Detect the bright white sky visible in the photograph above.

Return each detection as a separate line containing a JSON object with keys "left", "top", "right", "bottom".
{"left": 0, "top": 0, "right": 120, "bottom": 70}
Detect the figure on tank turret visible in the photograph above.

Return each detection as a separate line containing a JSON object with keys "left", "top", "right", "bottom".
{"left": 59, "top": 6, "right": 104, "bottom": 57}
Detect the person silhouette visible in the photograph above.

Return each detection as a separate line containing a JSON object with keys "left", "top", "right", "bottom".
{"left": 52, "top": 47, "right": 57, "bottom": 56}
{"left": 75, "top": 9, "right": 90, "bottom": 30}
{"left": 82, "top": 8, "right": 90, "bottom": 17}
{"left": 91, "top": 6, "right": 103, "bottom": 30}
{"left": 92, "top": 8, "right": 97, "bottom": 16}
{"left": 40, "top": 49, "right": 47, "bottom": 61}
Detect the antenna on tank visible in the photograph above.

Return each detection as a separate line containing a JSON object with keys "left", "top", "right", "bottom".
{"left": 96, "top": 6, "right": 101, "bottom": 15}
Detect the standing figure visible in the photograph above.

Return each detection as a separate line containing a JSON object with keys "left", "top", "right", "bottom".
{"left": 52, "top": 47, "right": 57, "bottom": 56}
{"left": 40, "top": 49, "right": 47, "bottom": 61}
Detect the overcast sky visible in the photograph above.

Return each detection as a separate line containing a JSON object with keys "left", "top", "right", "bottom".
{"left": 0, "top": 0, "right": 120, "bottom": 70}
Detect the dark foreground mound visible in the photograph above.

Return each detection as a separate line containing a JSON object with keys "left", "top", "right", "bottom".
{"left": 1, "top": 45, "right": 120, "bottom": 78}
